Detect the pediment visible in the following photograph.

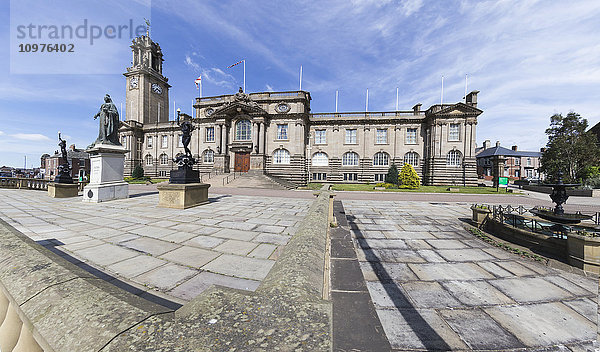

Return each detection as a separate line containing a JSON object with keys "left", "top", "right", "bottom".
{"left": 435, "top": 102, "right": 482, "bottom": 116}
{"left": 213, "top": 100, "right": 266, "bottom": 117}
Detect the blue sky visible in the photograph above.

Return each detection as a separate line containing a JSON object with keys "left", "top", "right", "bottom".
{"left": 1, "top": 0, "right": 600, "bottom": 168}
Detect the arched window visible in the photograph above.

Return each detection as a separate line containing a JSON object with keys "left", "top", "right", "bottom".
{"left": 373, "top": 152, "right": 389, "bottom": 166}
{"left": 446, "top": 150, "right": 462, "bottom": 167}
{"left": 312, "top": 152, "right": 328, "bottom": 166}
{"left": 145, "top": 154, "right": 153, "bottom": 166}
{"left": 342, "top": 152, "right": 359, "bottom": 166}
{"left": 273, "top": 149, "right": 290, "bottom": 164}
{"left": 404, "top": 152, "right": 419, "bottom": 167}
{"left": 235, "top": 119, "right": 252, "bottom": 141}
{"left": 159, "top": 153, "right": 169, "bottom": 165}
{"left": 203, "top": 149, "right": 214, "bottom": 163}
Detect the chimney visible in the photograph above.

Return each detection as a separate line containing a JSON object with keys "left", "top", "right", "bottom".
{"left": 495, "top": 141, "right": 500, "bottom": 148}
{"left": 511, "top": 145, "right": 517, "bottom": 151}
{"left": 69, "top": 144, "right": 76, "bottom": 151}
{"left": 465, "top": 90, "right": 479, "bottom": 108}
{"left": 412, "top": 103, "right": 421, "bottom": 115}
{"left": 483, "top": 140, "right": 491, "bottom": 149}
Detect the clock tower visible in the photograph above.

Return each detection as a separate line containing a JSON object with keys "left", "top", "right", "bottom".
{"left": 124, "top": 32, "right": 170, "bottom": 124}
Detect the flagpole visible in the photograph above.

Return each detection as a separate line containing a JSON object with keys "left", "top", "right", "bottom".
{"left": 299, "top": 65, "right": 303, "bottom": 91}
{"left": 243, "top": 59, "right": 246, "bottom": 92}
{"left": 192, "top": 99, "right": 195, "bottom": 118}
{"left": 366, "top": 88, "right": 369, "bottom": 112}
{"left": 441, "top": 75, "right": 444, "bottom": 105}
{"left": 464, "top": 74, "right": 468, "bottom": 103}
{"left": 335, "top": 90, "right": 338, "bottom": 113}
{"left": 200, "top": 79, "right": 202, "bottom": 98}
{"left": 395, "top": 87, "right": 399, "bottom": 111}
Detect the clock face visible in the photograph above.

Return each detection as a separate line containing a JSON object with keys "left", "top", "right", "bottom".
{"left": 205, "top": 108, "right": 215, "bottom": 117}
{"left": 129, "top": 77, "right": 138, "bottom": 89}
{"left": 276, "top": 103, "right": 290, "bottom": 113}
{"left": 151, "top": 83, "right": 162, "bottom": 94}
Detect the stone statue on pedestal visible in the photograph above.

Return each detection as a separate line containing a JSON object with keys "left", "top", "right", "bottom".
{"left": 89, "top": 94, "right": 121, "bottom": 148}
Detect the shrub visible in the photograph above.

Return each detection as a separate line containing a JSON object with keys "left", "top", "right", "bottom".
{"left": 385, "top": 164, "right": 399, "bottom": 185}
{"left": 132, "top": 164, "right": 145, "bottom": 179}
{"left": 584, "top": 175, "right": 600, "bottom": 189}
{"left": 399, "top": 163, "right": 420, "bottom": 189}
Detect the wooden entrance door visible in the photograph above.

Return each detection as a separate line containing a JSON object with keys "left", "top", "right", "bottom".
{"left": 234, "top": 152, "right": 250, "bottom": 172}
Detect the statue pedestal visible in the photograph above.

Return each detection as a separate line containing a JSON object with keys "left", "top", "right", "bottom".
{"left": 157, "top": 183, "right": 210, "bottom": 209}
{"left": 48, "top": 183, "right": 79, "bottom": 198}
{"left": 83, "top": 144, "right": 129, "bottom": 203}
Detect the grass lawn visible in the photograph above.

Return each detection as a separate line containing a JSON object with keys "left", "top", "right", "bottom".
{"left": 305, "top": 183, "right": 513, "bottom": 194}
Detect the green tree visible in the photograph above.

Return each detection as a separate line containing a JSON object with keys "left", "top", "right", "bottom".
{"left": 385, "top": 163, "right": 399, "bottom": 185}
{"left": 540, "top": 112, "right": 600, "bottom": 183}
{"left": 399, "top": 163, "right": 420, "bottom": 189}
{"left": 132, "top": 164, "right": 145, "bottom": 179}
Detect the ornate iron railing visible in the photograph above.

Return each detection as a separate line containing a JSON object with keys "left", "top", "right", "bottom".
{"left": 472, "top": 203, "right": 600, "bottom": 238}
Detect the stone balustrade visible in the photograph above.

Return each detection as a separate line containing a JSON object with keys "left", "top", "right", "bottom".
{"left": 0, "top": 189, "right": 333, "bottom": 351}
{"left": 0, "top": 178, "right": 89, "bottom": 192}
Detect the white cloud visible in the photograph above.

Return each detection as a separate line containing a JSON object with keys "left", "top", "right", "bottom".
{"left": 265, "top": 84, "right": 275, "bottom": 92}
{"left": 184, "top": 55, "right": 200, "bottom": 71}
{"left": 0, "top": 131, "right": 4, "bottom": 136}
{"left": 11, "top": 134, "right": 52, "bottom": 142}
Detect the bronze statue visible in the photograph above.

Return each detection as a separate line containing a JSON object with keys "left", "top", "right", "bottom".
{"left": 89, "top": 94, "right": 120, "bottom": 148}
{"left": 55, "top": 132, "right": 73, "bottom": 183}
{"left": 177, "top": 113, "right": 195, "bottom": 159}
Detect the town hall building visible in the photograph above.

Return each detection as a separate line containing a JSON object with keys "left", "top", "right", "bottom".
{"left": 119, "top": 33, "right": 483, "bottom": 186}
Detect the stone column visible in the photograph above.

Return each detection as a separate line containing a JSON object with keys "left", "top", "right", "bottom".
{"left": 221, "top": 125, "right": 227, "bottom": 154}
{"left": 252, "top": 122, "right": 258, "bottom": 154}
{"left": 215, "top": 125, "right": 222, "bottom": 154}
{"left": 259, "top": 122, "right": 265, "bottom": 154}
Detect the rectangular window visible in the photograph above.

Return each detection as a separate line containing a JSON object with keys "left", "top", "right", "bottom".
{"left": 147, "top": 136, "right": 153, "bottom": 149}
{"left": 311, "top": 173, "right": 327, "bottom": 181}
{"left": 374, "top": 174, "right": 385, "bottom": 182}
{"left": 277, "top": 124, "right": 288, "bottom": 140}
{"left": 178, "top": 134, "right": 183, "bottom": 147}
{"left": 159, "top": 170, "right": 168, "bottom": 177}
{"left": 343, "top": 173, "right": 358, "bottom": 181}
{"left": 376, "top": 128, "right": 387, "bottom": 144}
{"left": 515, "top": 158, "right": 520, "bottom": 165}
{"left": 206, "top": 127, "right": 215, "bottom": 142}
{"left": 79, "top": 159, "right": 85, "bottom": 167}
{"left": 121, "top": 136, "right": 127, "bottom": 148}
{"left": 406, "top": 128, "right": 417, "bottom": 144}
{"left": 161, "top": 135, "right": 168, "bottom": 149}
{"left": 345, "top": 129, "right": 357, "bottom": 144}
{"left": 449, "top": 123, "right": 460, "bottom": 141}
{"left": 527, "top": 158, "right": 532, "bottom": 166}
{"left": 315, "top": 130, "right": 326, "bottom": 144}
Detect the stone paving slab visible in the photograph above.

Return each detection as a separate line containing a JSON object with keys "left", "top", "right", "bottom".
{"left": 343, "top": 200, "right": 598, "bottom": 351}
{"left": 0, "top": 189, "right": 310, "bottom": 304}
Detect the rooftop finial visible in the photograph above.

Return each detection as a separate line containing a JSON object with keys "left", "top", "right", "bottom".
{"left": 144, "top": 18, "right": 151, "bottom": 37}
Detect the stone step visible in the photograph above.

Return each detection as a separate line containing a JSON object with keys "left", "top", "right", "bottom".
{"left": 225, "top": 173, "right": 287, "bottom": 190}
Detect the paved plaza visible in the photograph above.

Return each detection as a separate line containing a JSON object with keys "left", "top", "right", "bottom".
{"left": 1, "top": 186, "right": 599, "bottom": 350}
{"left": 342, "top": 200, "right": 598, "bottom": 351}
{"left": 0, "top": 189, "right": 310, "bottom": 305}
